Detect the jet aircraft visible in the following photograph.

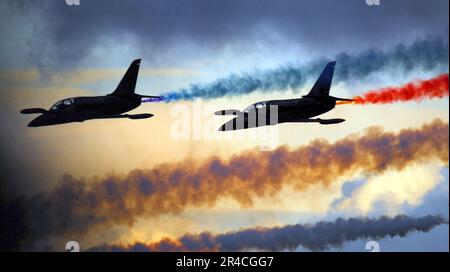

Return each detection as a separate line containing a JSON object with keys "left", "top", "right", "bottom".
{"left": 21, "top": 59, "right": 161, "bottom": 127}
{"left": 215, "top": 61, "right": 354, "bottom": 131}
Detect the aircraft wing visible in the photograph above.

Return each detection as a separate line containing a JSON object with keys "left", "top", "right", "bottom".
{"left": 97, "top": 113, "right": 154, "bottom": 119}
{"left": 218, "top": 117, "right": 241, "bottom": 131}
{"left": 218, "top": 116, "right": 262, "bottom": 131}
{"left": 218, "top": 117, "right": 345, "bottom": 131}
{"left": 291, "top": 118, "right": 345, "bottom": 124}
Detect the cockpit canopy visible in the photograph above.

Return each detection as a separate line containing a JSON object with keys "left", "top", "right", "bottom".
{"left": 50, "top": 98, "right": 75, "bottom": 110}
{"left": 244, "top": 102, "right": 267, "bottom": 112}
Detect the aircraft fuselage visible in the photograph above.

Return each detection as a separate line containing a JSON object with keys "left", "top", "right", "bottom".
{"left": 217, "top": 61, "right": 352, "bottom": 131}
{"left": 218, "top": 96, "right": 337, "bottom": 131}
{"left": 56, "top": 95, "right": 141, "bottom": 116}
{"left": 264, "top": 96, "right": 335, "bottom": 122}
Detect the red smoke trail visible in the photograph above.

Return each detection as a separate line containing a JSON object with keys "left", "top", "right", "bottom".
{"left": 337, "top": 73, "right": 449, "bottom": 105}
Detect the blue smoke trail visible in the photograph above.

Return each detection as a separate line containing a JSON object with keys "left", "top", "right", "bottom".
{"left": 160, "top": 37, "right": 448, "bottom": 102}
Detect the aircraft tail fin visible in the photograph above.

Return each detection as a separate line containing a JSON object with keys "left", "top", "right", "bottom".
{"left": 110, "top": 59, "right": 141, "bottom": 96}
{"left": 306, "top": 61, "right": 336, "bottom": 97}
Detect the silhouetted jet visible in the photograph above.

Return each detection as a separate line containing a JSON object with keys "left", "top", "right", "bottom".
{"left": 21, "top": 59, "right": 161, "bottom": 127}
{"left": 216, "top": 61, "right": 354, "bottom": 131}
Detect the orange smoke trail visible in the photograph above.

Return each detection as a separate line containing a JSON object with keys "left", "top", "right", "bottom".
{"left": 337, "top": 73, "right": 449, "bottom": 105}
{"left": 21, "top": 119, "right": 448, "bottom": 240}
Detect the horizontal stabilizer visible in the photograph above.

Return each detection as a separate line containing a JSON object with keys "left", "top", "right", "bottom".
{"left": 329, "top": 96, "right": 354, "bottom": 102}
{"left": 20, "top": 108, "right": 47, "bottom": 114}
{"left": 137, "top": 94, "right": 162, "bottom": 99}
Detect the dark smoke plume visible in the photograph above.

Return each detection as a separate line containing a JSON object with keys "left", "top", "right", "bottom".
{"left": 89, "top": 214, "right": 448, "bottom": 252}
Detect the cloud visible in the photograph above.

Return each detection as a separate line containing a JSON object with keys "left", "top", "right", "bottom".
{"left": 49, "top": 68, "right": 202, "bottom": 85}
{"left": 1, "top": 0, "right": 448, "bottom": 69}
{"left": 337, "top": 163, "right": 445, "bottom": 215}
{"left": 0, "top": 67, "right": 201, "bottom": 87}
{"left": 88, "top": 214, "right": 448, "bottom": 252}
{"left": 0, "top": 119, "right": 447, "bottom": 250}
{"left": 0, "top": 69, "right": 40, "bottom": 83}
{"left": 0, "top": 195, "right": 29, "bottom": 251}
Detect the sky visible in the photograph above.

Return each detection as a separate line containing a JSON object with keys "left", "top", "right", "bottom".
{"left": 0, "top": 0, "right": 448, "bottom": 252}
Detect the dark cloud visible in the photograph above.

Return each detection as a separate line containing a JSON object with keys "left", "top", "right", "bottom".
{"left": 0, "top": 194, "right": 30, "bottom": 251}
{"left": 88, "top": 215, "right": 448, "bottom": 251}
{"left": 2, "top": 0, "right": 448, "bottom": 69}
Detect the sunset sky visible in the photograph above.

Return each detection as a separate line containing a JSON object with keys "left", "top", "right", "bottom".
{"left": 0, "top": 0, "right": 448, "bottom": 251}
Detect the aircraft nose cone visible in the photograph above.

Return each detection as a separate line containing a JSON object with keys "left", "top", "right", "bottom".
{"left": 27, "top": 115, "right": 48, "bottom": 127}
{"left": 27, "top": 118, "right": 40, "bottom": 127}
